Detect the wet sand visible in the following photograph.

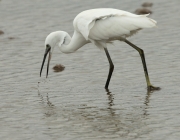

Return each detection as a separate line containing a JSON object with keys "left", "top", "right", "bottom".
{"left": 0, "top": 0, "right": 180, "bottom": 140}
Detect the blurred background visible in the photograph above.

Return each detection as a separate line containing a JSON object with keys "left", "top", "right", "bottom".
{"left": 0, "top": 0, "right": 180, "bottom": 140}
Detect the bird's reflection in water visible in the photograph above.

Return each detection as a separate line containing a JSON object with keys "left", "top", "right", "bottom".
{"left": 44, "top": 93, "right": 56, "bottom": 117}
{"left": 37, "top": 87, "right": 54, "bottom": 107}
{"left": 144, "top": 91, "right": 151, "bottom": 106}
{"left": 106, "top": 89, "right": 114, "bottom": 107}
{"left": 38, "top": 89, "right": 44, "bottom": 104}
{"left": 46, "top": 93, "right": 54, "bottom": 107}
{"left": 143, "top": 90, "right": 152, "bottom": 116}
{"left": 38, "top": 90, "right": 56, "bottom": 117}
{"left": 105, "top": 88, "right": 116, "bottom": 116}
{"left": 105, "top": 88, "right": 154, "bottom": 118}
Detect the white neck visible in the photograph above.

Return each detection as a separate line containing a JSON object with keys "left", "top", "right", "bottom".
{"left": 59, "top": 31, "right": 88, "bottom": 54}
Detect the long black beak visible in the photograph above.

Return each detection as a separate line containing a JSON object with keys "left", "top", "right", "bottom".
{"left": 40, "top": 46, "right": 51, "bottom": 78}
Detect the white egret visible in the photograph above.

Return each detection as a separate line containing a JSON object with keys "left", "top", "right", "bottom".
{"left": 40, "top": 8, "right": 160, "bottom": 91}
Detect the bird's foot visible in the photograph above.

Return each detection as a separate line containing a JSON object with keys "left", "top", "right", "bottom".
{"left": 147, "top": 85, "right": 161, "bottom": 92}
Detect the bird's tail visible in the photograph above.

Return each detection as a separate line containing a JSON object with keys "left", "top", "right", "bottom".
{"left": 137, "top": 14, "right": 157, "bottom": 28}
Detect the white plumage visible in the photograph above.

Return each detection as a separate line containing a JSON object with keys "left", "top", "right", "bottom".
{"left": 44, "top": 8, "right": 157, "bottom": 53}
{"left": 40, "top": 8, "right": 160, "bottom": 91}
{"left": 74, "top": 8, "right": 156, "bottom": 39}
{"left": 73, "top": 8, "right": 156, "bottom": 49}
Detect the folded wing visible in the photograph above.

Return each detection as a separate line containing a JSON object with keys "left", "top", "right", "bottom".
{"left": 73, "top": 8, "right": 156, "bottom": 41}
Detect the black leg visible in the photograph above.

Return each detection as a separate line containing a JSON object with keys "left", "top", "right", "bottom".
{"left": 104, "top": 48, "right": 114, "bottom": 89}
{"left": 124, "top": 39, "right": 160, "bottom": 91}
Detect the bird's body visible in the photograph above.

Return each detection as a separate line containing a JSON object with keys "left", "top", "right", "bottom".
{"left": 74, "top": 8, "right": 156, "bottom": 42}
{"left": 40, "top": 8, "right": 160, "bottom": 91}
{"left": 46, "top": 8, "right": 156, "bottom": 53}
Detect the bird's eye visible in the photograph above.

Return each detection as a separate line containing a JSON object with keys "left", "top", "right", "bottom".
{"left": 46, "top": 44, "right": 50, "bottom": 48}
{"left": 63, "top": 37, "right": 66, "bottom": 44}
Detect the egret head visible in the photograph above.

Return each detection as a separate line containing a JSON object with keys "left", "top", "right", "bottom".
{"left": 40, "top": 31, "right": 70, "bottom": 78}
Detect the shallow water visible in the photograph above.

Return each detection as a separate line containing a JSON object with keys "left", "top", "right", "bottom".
{"left": 0, "top": 0, "right": 180, "bottom": 139}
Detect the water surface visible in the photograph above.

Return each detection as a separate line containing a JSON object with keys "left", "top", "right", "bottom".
{"left": 0, "top": 0, "right": 180, "bottom": 139}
